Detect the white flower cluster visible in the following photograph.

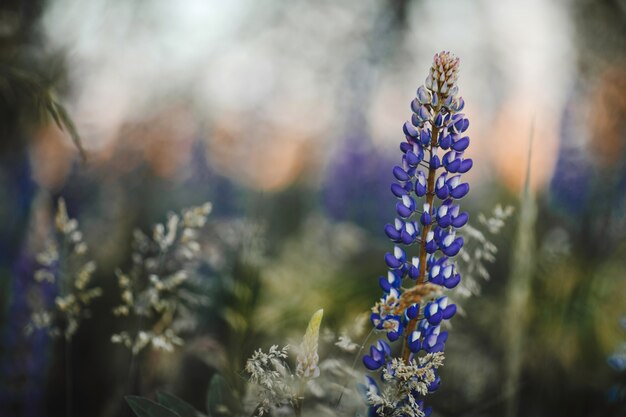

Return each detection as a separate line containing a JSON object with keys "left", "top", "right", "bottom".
{"left": 366, "top": 353, "right": 444, "bottom": 417}
{"left": 110, "top": 329, "right": 183, "bottom": 354}
{"left": 111, "top": 202, "right": 212, "bottom": 354}
{"left": 245, "top": 345, "right": 296, "bottom": 416}
{"left": 26, "top": 198, "right": 102, "bottom": 340}
{"left": 244, "top": 309, "right": 328, "bottom": 416}
{"left": 335, "top": 335, "right": 360, "bottom": 353}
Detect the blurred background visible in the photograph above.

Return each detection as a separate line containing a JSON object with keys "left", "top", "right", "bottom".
{"left": 0, "top": 0, "right": 625, "bottom": 416}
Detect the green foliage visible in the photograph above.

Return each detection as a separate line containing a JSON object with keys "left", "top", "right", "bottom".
{"left": 156, "top": 392, "right": 203, "bottom": 417}
{"left": 126, "top": 392, "right": 208, "bottom": 417}
{"left": 206, "top": 374, "right": 228, "bottom": 416}
{"left": 45, "top": 95, "right": 85, "bottom": 160}
{"left": 125, "top": 396, "right": 182, "bottom": 417}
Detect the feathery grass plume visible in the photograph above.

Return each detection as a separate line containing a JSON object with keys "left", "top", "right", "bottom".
{"left": 26, "top": 198, "right": 101, "bottom": 340}
{"left": 245, "top": 345, "right": 296, "bottom": 416}
{"left": 455, "top": 204, "right": 514, "bottom": 298}
{"left": 111, "top": 202, "right": 212, "bottom": 354}
{"left": 363, "top": 51, "right": 472, "bottom": 417}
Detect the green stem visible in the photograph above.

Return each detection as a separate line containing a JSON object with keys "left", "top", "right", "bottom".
{"left": 65, "top": 336, "right": 73, "bottom": 417}
{"left": 294, "top": 378, "right": 306, "bottom": 417}
{"left": 59, "top": 232, "right": 73, "bottom": 417}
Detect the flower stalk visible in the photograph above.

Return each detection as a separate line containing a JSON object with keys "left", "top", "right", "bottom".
{"left": 363, "top": 51, "right": 472, "bottom": 417}
{"left": 400, "top": 97, "right": 443, "bottom": 363}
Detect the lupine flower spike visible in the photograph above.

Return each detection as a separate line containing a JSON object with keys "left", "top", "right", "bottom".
{"left": 363, "top": 51, "right": 472, "bottom": 417}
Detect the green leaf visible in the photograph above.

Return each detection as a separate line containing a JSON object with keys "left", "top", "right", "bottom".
{"left": 45, "top": 97, "right": 63, "bottom": 131}
{"left": 206, "top": 374, "right": 226, "bottom": 416}
{"left": 0, "top": 64, "right": 86, "bottom": 161}
{"left": 52, "top": 99, "right": 87, "bottom": 162}
{"left": 156, "top": 391, "right": 201, "bottom": 417}
{"left": 125, "top": 396, "right": 182, "bottom": 417}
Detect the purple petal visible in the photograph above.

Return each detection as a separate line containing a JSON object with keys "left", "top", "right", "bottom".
{"left": 431, "top": 92, "right": 439, "bottom": 107}
{"left": 384, "top": 252, "right": 402, "bottom": 269}
{"left": 391, "top": 183, "right": 408, "bottom": 198}
{"left": 396, "top": 202, "right": 413, "bottom": 218}
{"left": 411, "top": 113, "right": 421, "bottom": 127}
{"left": 442, "top": 239, "right": 463, "bottom": 256}
{"left": 444, "top": 273, "right": 461, "bottom": 289}
{"left": 378, "top": 340, "right": 392, "bottom": 356}
{"left": 408, "top": 264, "right": 420, "bottom": 280}
{"left": 436, "top": 185, "right": 449, "bottom": 200}
{"left": 401, "top": 230, "right": 415, "bottom": 245}
{"left": 418, "top": 105, "right": 431, "bottom": 122}
{"left": 439, "top": 134, "right": 452, "bottom": 149}
{"left": 430, "top": 155, "right": 441, "bottom": 169}
{"left": 363, "top": 355, "right": 382, "bottom": 370}
{"left": 442, "top": 304, "right": 457, "bottom": 319}
{"left": 393, "top": 166, "right": 410, "bottom": 182}
{"left": 417, "top": 85, "right": 431, "bottom": 104}
{"left": 427, "top": 311, "right": 443, "bottom": 325}
{"left": 461, "top": 119, "right": 470, "bottom": 132}
{"left": 454, "top": 117, "right": 469, "bottom": 133}
{"left": 408, "top": 334, "right": 422, "bottom": 352}
{"left": 459, "top": 158, "right": 473, "bottom": 173}
{"left": 452, "top": 136, "right": 469, "bottom": 151}
{"left": 384, "top": 224, "right": 401, "bottom": 241}
{"left": 434, "top": 112, "right": 444, "bottom": 128}
{"left": 379, "top": 276, "right": 392, "bottom": 292}
{"left": 403, "top": 121, "right": 419, "bottom": 138}
{"left": 450, "top": 183, "right": 470, "bottom": 199}
{"left": 406, "top": 304, "right": 419, "bottom": 320}
{"left": 420, "top": 129, "right": 432, "bottom": 146}
{"left": 438, "top": 214, "right": 452, "bottom": 228}
{"left": 410, "top": 98, "right": 421, "bottom": 113}
{"left": 452, "top": 212, "right": 469, "bottom": 228}
{"left": 405, "top": 151, "right": 420, "bottom": 166}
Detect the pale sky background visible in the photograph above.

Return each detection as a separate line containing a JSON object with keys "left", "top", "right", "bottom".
{"left": 40, "top": 0, "right": 577, "bottom": 191}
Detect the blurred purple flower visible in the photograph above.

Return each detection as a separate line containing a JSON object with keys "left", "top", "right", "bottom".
{"left": 0, "top": 251, "right": 52, "bottom": 417}
{"left": 323, "top": 134, "right": 395, "bottom": 234}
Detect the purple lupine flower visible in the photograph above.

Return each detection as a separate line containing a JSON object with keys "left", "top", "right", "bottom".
{"left": 363, "top": 52, "right": 472, "bottom": 416}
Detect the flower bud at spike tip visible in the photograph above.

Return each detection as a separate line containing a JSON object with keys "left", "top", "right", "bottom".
{"left": 296, "top": 309, "right": 323, "bottom": 379}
